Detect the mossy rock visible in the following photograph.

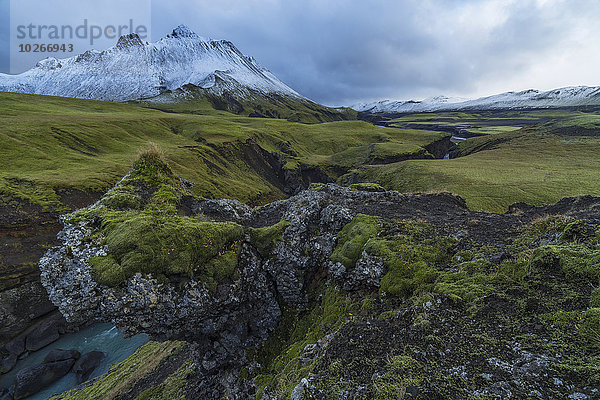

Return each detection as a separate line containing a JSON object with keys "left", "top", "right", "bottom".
{"left": 198, "top": 249, "right": 241, "bottom": 293}
{"left": 560, "top": 219, "right": 588, "bottom": 242}
{"left": 102, "top": 192, "right": 143, "bottom": 210}
{"left": 379, "top": 259, "right": 438, "bottom": 298}
{"left": 249, "top": 220, "right": 290, "bottom": 258}
{"left": 129, "top": 146, "right": 177, "bottom": 188}
{"left": 556, "top": 245, "right": 600, "bottom": 282}
{"left": 331, "top": 214, "right": 380, "bottom": 269}
{"left": 367, "top": 229, "right": 455, "bottom": 299}
{"left": 591, "top": 288, "right": 600, "bottom": 308}
{"left": 91, "top": 214, "right": 244, "bottom": 287}
{"left": 89, "top": 255, "right": 126, "bottom": 287}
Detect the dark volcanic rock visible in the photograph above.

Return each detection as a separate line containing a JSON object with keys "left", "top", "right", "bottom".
{"left": 73, "top": 351, "right": 105, "bottom": 383}
{"left": 0, "top": 282, "right": 58, "bottom": 346}
{"left": 24, "top": 314, "right": 66, "bottom": 352}
{"left": 3, "top": 336, "right": 25, "bottom": 358}
{"left": 42, "top": 348, "right": 80, "bottom": 364}
{"left": 13, "top": 359, "right": 75, "bottom": 399}
{"left": 0, "top": 354, "right": 17, "bottom": 374}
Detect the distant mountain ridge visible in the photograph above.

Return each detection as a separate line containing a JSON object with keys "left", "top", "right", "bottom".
{"left": 0, "top": 25, "right": 301, "bottom": 102}
{"left": 0, "top": 25, "right": 351, "bottom": 122}
{"left": 354, "top": 86, "right": 600, "bottom": 113}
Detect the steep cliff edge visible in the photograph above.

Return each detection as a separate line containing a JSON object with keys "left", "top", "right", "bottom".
{"left": 39, "top": 152, "right": 600, "bottom": 399}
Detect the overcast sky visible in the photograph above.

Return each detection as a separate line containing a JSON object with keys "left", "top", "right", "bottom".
{"left": 148, "top": 0, "right": 600, "bottom": 106}
{"left": 2, "top": 0, "right": 600, "bottom": 106}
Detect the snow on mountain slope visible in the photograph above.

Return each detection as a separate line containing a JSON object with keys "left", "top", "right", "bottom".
{"left": 353, "top": 95, "right": 468, "bottom": 113}
{"left": 355, "top": 86, "right": 600, "bottom": 113}
{"left": 0, "top": 25, "right": 302, "bottom": 102}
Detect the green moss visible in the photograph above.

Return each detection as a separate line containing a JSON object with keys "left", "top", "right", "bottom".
{"left": 515, "top": 215, "right": 574, "bottom": 246}
{"left": 349, "top": 182, "right": 385, "bottom": 192}
{"left": 560, "top": 219, "right": 588, "bottom": 242}
{"left": 102, "top": 192, "right": 143, "bottom": 210}
{"left": 77, "top": 153, "right": 246, "bottom": 288}
{"left": 371, "top": 356, "right": 423, "bottom": 400}
{"left": 249, "top": 220, "right": 290, "bottom": 258}
{"left": 369, "top": 229, "right": 455, "bottom": 298}
{"left": 331, "top": 214, "right": 381, "bottom": 269}
{"left": 591, "top": 288, "right": 600, "bottom": 308}
{"left": 135, "top": 361, "right": 194, "bottom": 400}
{"left": 129, "top": 145, "right": 177, "bottom": 188}
{"left": 529, "top": 245, "right": 561, "bottom": 272}
{"left": 95, "top": 214, "right": 244, "bottom": 286}
{"left": 556, "top": 245, "right": 600, "bottom": 282}
{"left": 198, "top": 249, "right": 241, "bottom": 293}
{"left": 433, "top": 269, "right": 491, "bottom": 305}
{"left": 579, "top": 308, "right": 600, "bottom": 349}
{"left": 89, "top": 255, "right": 126, "bottom": 287}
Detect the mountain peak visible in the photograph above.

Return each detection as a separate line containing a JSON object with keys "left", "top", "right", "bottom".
{"left": 116, "top": 33, "right": 145, "bottom": 49}
{"left": 0, "top": 24, "right": 302, "bottom": 102}
{"left": 170, "top": 24, "right": 198, "bottom": 38}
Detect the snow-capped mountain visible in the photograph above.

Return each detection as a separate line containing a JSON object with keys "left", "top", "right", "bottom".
{"left": 352, "top": 96, "right": 468, "bottom": 113}
{"left": 0, "top": 25, "right": 302, "bottom": 102}
{"left": 354, "top": 86, "right": 600, "bottom": 113}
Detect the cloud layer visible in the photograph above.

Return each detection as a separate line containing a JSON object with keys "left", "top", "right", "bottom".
{"left": 150, "top": 0, "right": 600, "bottom": 105}
{"left": 1, "top": 0, "right": 597, "bottom": 105}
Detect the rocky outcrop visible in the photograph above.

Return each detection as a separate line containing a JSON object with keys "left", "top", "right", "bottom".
{"left": 0, "top": 191, "right": 99, "bottom": 376}
{"left": 38, "top": 177, "right": 568, "bottom": 343}
{"left": 42, "top": 349, "right": 80, "bottom": 364}
{"left": 36, "top": 157, "right": 600, "bottom": 398}
{"left": 40, "top": 181, "right": 476, "bottom": 343}
{"left": 41, "top": 169, "right": 471, "bottom": 385}
{"left": 0, "top": 199, "right": 63, "bottom": 350}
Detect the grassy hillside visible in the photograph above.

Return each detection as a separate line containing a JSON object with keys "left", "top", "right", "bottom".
{"left": 133, "top": 83, "right": 355, "bottom": 123}
{"left": 0, "top": 92, "right": 443, "bottom": 211}
{"left": 3, "top": 92, "right": 600, "bottom": 214}
{"left": 352, "top": 114, "right": 600, "bottom": 212}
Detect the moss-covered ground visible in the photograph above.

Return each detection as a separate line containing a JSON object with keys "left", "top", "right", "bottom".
{"left": 253, "top": 213, "right": 600, "bottom": 399}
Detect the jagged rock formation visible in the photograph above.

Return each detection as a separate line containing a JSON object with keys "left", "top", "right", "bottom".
{"left": 38, "top": 153, "right": 600, "bottom": 399}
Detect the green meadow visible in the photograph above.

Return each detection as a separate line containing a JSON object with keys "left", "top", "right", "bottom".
{"left": 1, "top": 91, "right": 600, "bottom": 213}
{"left": 0, "top": 92, "right": 443, "bottom": 210}
{"left": 355, "top": 115, "right": 600, "bottom": 212}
